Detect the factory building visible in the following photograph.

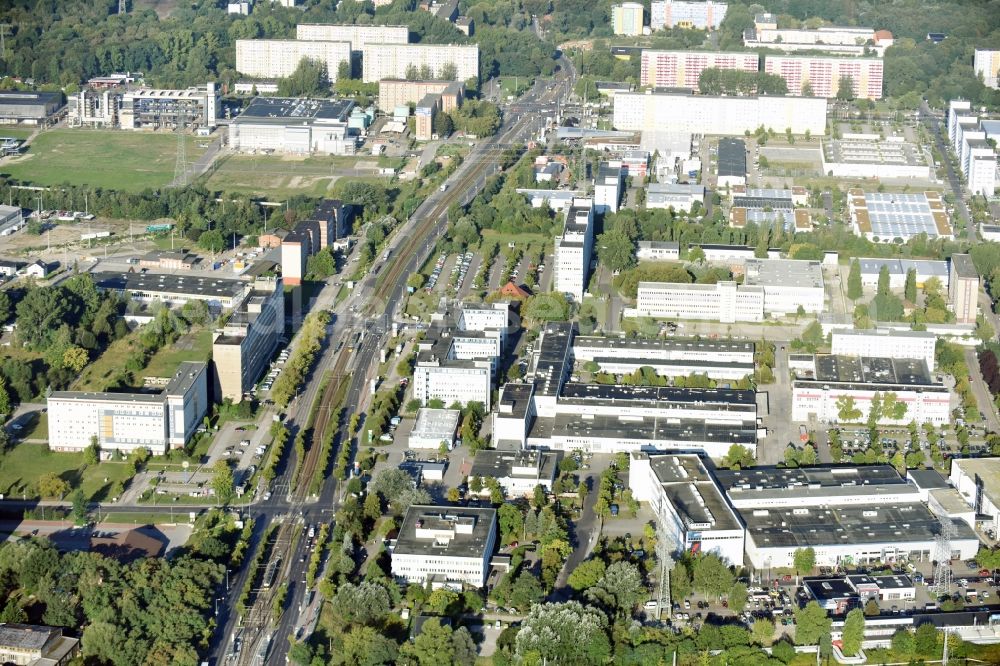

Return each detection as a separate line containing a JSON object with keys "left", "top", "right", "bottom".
{"left": 635, "top": 281, "right": 765, "bottom": 323}
{"left": 716, "top": 137, "right": 747, "bottom": 187}
{"left": 849, "top": 190, "right": 952, "bottom": 242}
{"left": 831, "top": 329, "right": 937, "bottom": 372}
{"left": 636, "top": 240, "right": 681, "bottom": 261}
{"left": 791, "top": 355, "right": 951, "bottom": 425}
{"left": 93, "top": 272, "right": 250, "bottom": 311}
{"left": 229, "top": 97, "right": 357, "bottom": 156}
{"left": 0, "top": 91, "right": 64, "bottom": 125}
{"left": 645, "top": 184, "right": 704, "bottom": 212}
{"left": 119, "top": 83, "right": 220, "bottom": 130}
{"left": 743, "top": 259, "right": 825, "bottom": 315}
{"left": 408, "top": 408, "right": 461, "bottom": 449}
{"left": 572, "top": 336, "right": 755, "bottom": 380}
{"left": 470, "top": 449, "right": 559, "bottom": 497}
{"left": 613, "top": 91, "right": 827, "bottom": 135}
{"left": 821, "top": 135, "right": 934, "bottom": 180}
{"left": 48, "top": 362, "right": 209, "bottom": 455}
{"left": 857, "top": 258, "right": 950, "bottom": 291}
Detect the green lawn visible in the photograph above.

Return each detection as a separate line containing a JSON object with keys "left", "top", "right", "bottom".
{"left": 142, "top": 327, "right": 213, "bottom": 378}
{"left": 1, "top": 129, "right": 206, "bottom": 191}
{"left": 0, "top": 128, "right": 37, "bottom": 141}
{"left": 201, "top": 153, "right": 392, "bottom": 198}
{"left": 22, "top": 412, "right": 47, "bottom": 441}
{"left": 72, "top": 330, "right": 144, "bottom": 392}
{"left": 0, "top": 443, "right": 134, "bottom": 502}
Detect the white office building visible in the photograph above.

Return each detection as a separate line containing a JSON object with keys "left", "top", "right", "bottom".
{"left": 47, "top": 362, "right": 209, "bottom": 455}
{"left": 649, "top": 0, "right": 727, "bottom": 30}
{"left": 408, "top": 408, "right": 462, "bottom": 449}
{"left": 236, "top": 39, "right": 352, "bottom": 80}
{"left": 413, "top": 362, "right": 491, "bottom": 409}
{"left": 458, "top": 301, "right": 512, "bottom": 337}
{"left": 857, "top": 258, "right": 950, "bottom": 291}
{"left": 635, "top": 281, "right": 765, "bottom": 323}
{"left": 636, "top": 241, "right": 681, "bottom": 261}
{"left": 296, "top": 23, "right": 409, "bottom": 51}
{"left": 743, "top": 259, "right": 825, "bottom": 315}
{"left": 594, "top": 161, "right": 624, "bottom": 213}
{"left": 553, "top": 198, "right": 595, "bottom": 302}
{"left": 469, "top": 449, "right": 558, "bottom": 497}
{"left": 614, "top": 91, "right": 827, "bottom": 135}
{"left": 629, "top": 453, "right": 745, "bottom": 564}
{"left": 831, "top": 329, "right": 937, "bottom": 372}
{"left": 791, "top": 355, "right": 951, "bottom": 425}
{"left": 950, "top": 457, "right": 1000, "bottom": 528}
{"left": 361, "top": 43, "right": 479, "bottom": 83}
{"left": 391, "top": 506, "right": 497, "bottom": 588}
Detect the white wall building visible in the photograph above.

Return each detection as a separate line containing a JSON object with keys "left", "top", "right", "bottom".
{"left": 612, "top": 2, "right": 645, "bottom": 36}
{"left": 469, "top": 449, "right": 558, "bottom": 497}
{"left": 974, "top": 49, "right": 1000, "bottom": 89}
{"left": 391, "top": 506, "right": 497, "bottom": 588}
{"left": 791, "top": 355, "right": 951, "bottom": 425}
{"left": 361, "top": 43, "right": 479, "bottom": 83}
{"left": 613, "top": 92, "right": 827, "bottom": 135}
{"left": 745, "top": 15, "right": 893, "bottom": 56}
{"left": 640, "top": 50, "right": 759, "bottom": 88}
{"left": 645, "top": 183, "right": 704, "bottom": 211}
{"left": 236, "top": 39, "right": 352, "bottom": 80}
{"left": 228, "top": 97, "right": 358, "bottom": 156}
{"left": 950, "top": 457, "right": 1000, "bottom": 528}
{"left": 408, "top": 408, "right": 461, "bottom": 449}
{"left": 649, "top": 0, "right": 727, "bottom": 30}
{"left": 636, "top": 240, "right": 681, "bottom": 261}
{"left": 0, "top": 205, "right": 24, "bottom": 236}
{"left": 635, "top": 281, "right": 765, "bottom": 323}
{"left": 630, "top": 453, "right": 745, "bottom": 564}
{"left": 47, "top": 362, "right": 209, "bottom": 455}
{"left": 553, "top": 198, "right": 595, "bottom": 302}
{"left": 296, "top": 23, "right": 410, "bottom": 51}
{"left": 831, "top": 329, "right": 937, "bottom": 372}
{"left": 763, "top": 54, "right": 884, "bottom": 99}
{"left": 743, "top": 259, "right": 825, "bottom": 315}
{"left": 594, "top": 161, "right": 624, "bottom": 213}
{"left": 573, "top": 336, "right": 755, "bottom": 380}
{"left": 413, "top": 362, "right": 491, "bottom": 409}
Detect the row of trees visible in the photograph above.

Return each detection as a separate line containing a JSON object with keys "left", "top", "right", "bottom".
{"left": 698, "top": 67, "right": 789, "bottom": 96}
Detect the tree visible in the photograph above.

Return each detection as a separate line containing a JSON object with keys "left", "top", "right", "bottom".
{"left": 847, "top": 259, "right": 863, "bottom": 299}
{"left": 331, "top": 581, "right": 391, "bottom": 626}
{"left": 277, "top": 57, "right": 331, "bottom": 97}
{"left": 671, "top": 559, "right": 692, "bottom": 600}
{"left": 0, "top": 376, "right": 10, "bottom": 416}
{"left": 877, "top": 264, "right": 891, "bottom": 296}
{"left": 433, "top": 111, "right": 454, "bottom": 137}
{"left": 514, "top": 601, "right": 611, "bottom": 664}
{"left": 793, "top": 547, "right": 816, "bottom": 576}
{"left": 836, "top": 395, "right": 863, "bottom": 422}
{"left": 439, "top": 62, "right": 458, "bottom": 81}
{"left": 915, "top": 622, "right": 938, "bottom": 655}
{"left": 62, "top": 345, "right": 89, "bottom": 373}
{"left": 37, "top": 473, "right": 70, "bottom": 499}
{"left": 688, "top": 246, "right": 706, "bottom": 264}
{"left": 751, "top": 618, "right": 775, "bottom": 646}
{"left": 524, "top": 292, "right": 570, "bottom": 322}
{"left": 585, "top": 561, "right": 645, "bottom": 619}
{"left": 722, "top": 444, "right": 755, "bottom": 470}
{"left": 864, "top": 598, "right": 880, "bottom": 616}
{"left": 729, "top": 582, "right": 748, "bottom": 612}
{"left": 904, "top": 268, "right": 918, "bottom": 303}
{"left": 83, "top": 438, "right": 100, "bottom": 466}
{"left": 842, "top": 608, "right": 865, "bottom": 656}
{"left": 510, "top": 571, "right": 544, "bottom": 611}
{"left": 337, "top": 60, "right": 352, "bottom": 81}
{"left": 692, "top": 554, "right": 734, "bottom": 598}
{"left": 836, "top": 75, "right": 856, "bottom": 101}
{"left": 211, "top": 459, "right": 234, "bottom": 505}
{"left": 427, "top": 588, "right": 459, "bottom": 615}
{"left": 198, "top": 229, "right": 225, "bottom": 253}
{"left": 891, "top": 628, "right": 915, "bottom": 658}
{"left": 793, "top": 601, "right": 832, "bottom": 645}
{"left": 70, "top": 489, "right": 87, "bottom": 525}
{"left": 596, "top": 229, "right": 636, "bottom": 273}
{"left": 567, "top": 558, "right": 606, "bottom": 591}
{"left": 794, "top": 320, "right": 825, "bottom": 352}
{"left": 976, "top": 315, "right": 995, "bottom": 344}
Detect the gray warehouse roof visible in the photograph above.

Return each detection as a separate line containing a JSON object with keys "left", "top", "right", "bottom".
{"left": 394, "top": 505, "right": 496, "bottom": 559}
{"left": 236, "top": 96, "right": 354, "bottom": 123}
{"left": 94, "top": 271, "right": 248, "bottom": 299}
{"left": 717, "top": 138, "right": 747, "bottom": 178}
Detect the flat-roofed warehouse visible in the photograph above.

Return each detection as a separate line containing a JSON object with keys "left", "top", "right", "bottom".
{"left": 742, "top": 258, "right": 825, "bottom": 315}
{"left": 821, "top": 135, "right": 933, "bottom": 179}
{"left": 228, "top": 97, "right": 358, "bottom": 156}
{"left": 717, "top": 137, "right": 747, "bottom": 187}
{"left": 849, "top": 190, "right": 952, "bottom": 242}
{"left": 792, "top": 354, "right": 951, "bottom": 425}
{"left": 950, "top": 457, "right": 1000, "bottom": 530}
{"left": 572, "top": 335, "right": 755, "bottom": 380}
{"left": 408, "top": 408, "right": 461, "bottom": 449}
{"left": 469, "top": 449, "right": 559, "bottom": 497}
{"left": 93, "top": 271, "right": 250, "bottom": 310}
{"left": 0, "top": 91, "right": 64, "bottom": 124}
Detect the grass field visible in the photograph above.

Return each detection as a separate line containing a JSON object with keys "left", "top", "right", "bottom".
{"left": 200, "top": 153, "right": 393, "bottom": 198}
{"left": 0, "top": 443, "right": 134, "bottom": 502}
{"left": 72, "top": 330, "right": 143, "bottom": 392}
{"left": 142, "top": 327, "right": 213, "bottom": 378}
{"left": 1, "top": 129, "right": 206, "bottom": 192}
{"left": 0, "top": 128, "right": 37, "bottom": 141}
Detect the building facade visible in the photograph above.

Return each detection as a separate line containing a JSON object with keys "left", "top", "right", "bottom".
{"left": 296, "top": 23, "right": 409, "bottom": 51}
{"left": 361, "top": 43, "right": 479, "bottom": 83}
{"left": 413, "top": 362, "right": 491, "bottom": 408}
{"left": 745, "top": 15, "right": 893, "bottom": 56}
{"left": 613, "top": 92, "right": 827, "bottom": 135}
{"left": 612, "top": 2, "right": 645, "bottom": 36}
{"left": 949, "top": 253, "right": 980, "bottom": 325}
{"left": 650, "top": 0, "right": 727, "bottom": 30}
{"left": 391, "top": 505, "right": 497, "bottom": 588}
{"left": 763, "top": 55, "right": 883, "bottom": 99}
{"left": 0, "top": 91, "right": 64, "bottom": 124}
{"left": 635, "top": 281, "right": 765, "bottom": 323}
{"left": 553, "top": 198, "right": 595, "bottom": 302}
{"left": 236, "top": 39, "right": 352, "bottom": 80}
{"left": 213, "top": 278, "right": 285, "bottom": 402}
{"left": 377, "top": 79, "right": 464, "bottom": 111}
{"left": 119, "top": 83, "right": 220, "bottom": 130}
{"left": 974, "top": 49, "right": 1000, "bottom": 89}
{"left": 831, "top": 329, "right": 937, "bottom": 372}
{"left": 229, "top": 97, "right": 358, "bottom": 156}
{"left": 640, "top": 50, "right": 758, "bottom": 88}
{"left": 48, "top": 362, "right": 208, "bottom": 455}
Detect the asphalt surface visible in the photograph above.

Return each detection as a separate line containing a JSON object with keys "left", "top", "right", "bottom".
{"left": 920, "top": 100, "right": 972, "bottom": 238}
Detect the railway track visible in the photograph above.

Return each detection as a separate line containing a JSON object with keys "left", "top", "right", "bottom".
{"left": 292, "top": 347, "right": 351, "bottom": 502}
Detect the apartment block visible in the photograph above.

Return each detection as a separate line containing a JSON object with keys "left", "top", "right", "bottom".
{"left": 640, "top": 50, "right": 758, "bottom": 88}
{"left": 975, "top": 49, "right": 1000, "bottom": 89}
{"left": 361, "top": 43, "right": 479, "bottom": 83}
{"left": 213, "top": 278, "right": 285, "bottom": 402}
{"left": 948, "top": 100, "right": 998, "bottom": 197}
{"left": 377, "top": 79, "right": 464, "bottom": 112}
{"left": 236, "top": 39, "right": 352, "bottom": 80}
{"left": 763, "top": 55, "right": 883, "bottom": 99}
{"left": 612, "top": 2, "right": 644, "bottom": 36}
{"left": 613, "top": 91, "right": 827, "bottom": 135}
{"left": 553, "top": 198, "right": 595, "bottom": 302}
{"left": 949, "top": 253, "right": 980, "bottom": 324}
{"left": 296, "top": 23, "right": 409, "bottom": 51}
{"left": 650, "top": 0, "right": 727, "bottom": 30}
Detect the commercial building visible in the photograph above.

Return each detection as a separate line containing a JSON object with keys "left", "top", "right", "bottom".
{"left": 763, "top": 54, "right": 883, "bottom": 99}
{"left": 831, "top": 329, "right": 937, "bottom": 372}
{"left": 949, "top": 253, "right": 980, "bottom": 325}
{"left": 296, "top": 23, "right": 409, "bottom": 52}
{"left": 857, "top": 258, "right": 949, "bottom": 290}
{"left": 791, "top": 355, "right": 951, "bottom": 425}
{"left": 636, "top": 240, "right": 681, "bottom": 261}
{"left": 517, "top": 189, "right": 584, "bottom": 212}
{"left": 950, "top": 457, "right": 1000, "bottom": 529}
{"left": 630, "top": 453, "right": 745, "bottom": 564}
{"left": 229, "top": 96, "right": 358, "bottom": 156}
{"left": 0, "top": 623, "right": 79, "bottom": 666}
{"left": 728, "top": 187, "right": 811, "bottom": 232}
{"left": 469, "top": 449, "right": 558, "bottom": 496}
{"left": 649, "top": 0, "right": 727, "bottom": 30}
{"left": 391, "top": 505, "right": 497, "bottom": 588}
{"left": 612, "top": 2, "right": 645, "bottom": 36}
{"left": 821, "top": 135, "right": 934, "bottom": 180}
{"left": 847, "top": 574, "right": 917, "bottom": 603}
{"left": 635, "top": 281, "right": 765, "bottom": 323}
{"left": 613, "top": 92, "right": 827, "bottom": 136}
{"left": 745, "top": 14, "right": 894, "bottom": 56}
{"left": 594, "top": 161, "right": 625, "bottom": 213}
{"left": 93, "top": 271, "right": 250, "bottom": 310}
{"left": 408, "top": 408, "right": 461, "bottom": 449}
{"left": 138, "top": 250, "right": 196, "bottom": 271}
{"left": 572, "top": 335, "right": 755, "bottom": 380}
{"left": 974, "top": 49, "right": 1000, "bottom": 89}
{"left": 413, "top": 356, "right": 492, "bottom": 409}
{"left": 717, "top": 137, "right": 747, "bottom": 187}
{"left": 48, "top": 362, "right": 209, "bottom": 455}
{"left": 646, "top": 183, "right": 705, "bottom": 211}
{"left": 848, "top": 190, "right": 952, "bottom": 242}
{"left": 235, "top": 39, "right": 352, "bottom": 80}
{"left": 553, "top": 198, "right": 595, "bottom": 302}
{"left": 0, "top": 205, "right": 24, "bottom": 236}
{"left": 119, "top": 83, "right": 220, "bottom": 130}
{"left": 361, "top": 43, "right": 479, "bottom": 83}
{"left": 212, "top": 278, "right": 285, "bottom": 402}
{"left": 639, "top": 50, "right": 759, "bottom": 89}
{"left": 377, "top": 79, "right": 464, "bottom": 112}
{"left": 0, "top": 91, "right": 64, "bottom": 124}
{"left": 743, "top": 258, "right": 825, "bottom": 315}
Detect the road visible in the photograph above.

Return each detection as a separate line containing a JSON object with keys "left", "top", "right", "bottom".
{"left": 920, "top": 100, "right": 973, "bottom": 238}
{"left": 965, "top": 347, "right": 1000, "bottom": 432}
